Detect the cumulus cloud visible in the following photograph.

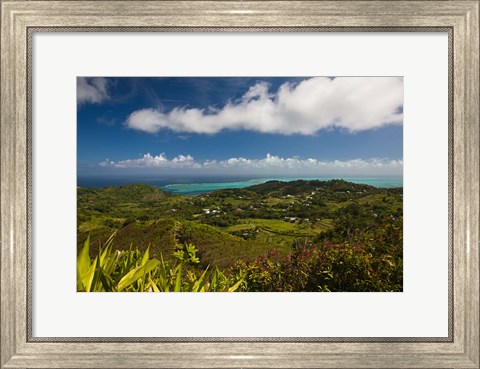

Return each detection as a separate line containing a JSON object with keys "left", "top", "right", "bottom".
{"left": 99, "top": 153, "right": 403, "bottom": 176}
{"left": 125, "top": 77, "right": 403, "bottom": 135}
{"left": 100, "top": 153, "right": 201, "bottom": 169}
{"left": 77, "top": 77, "right": 110, "bottom": 105}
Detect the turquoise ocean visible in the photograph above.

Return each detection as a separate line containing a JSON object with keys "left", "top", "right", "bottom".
{"left": 78, "top": 176, "right": 403, "bottom": 195}
{"left": 161, "top": 177, "right": 403, "bottom": 195}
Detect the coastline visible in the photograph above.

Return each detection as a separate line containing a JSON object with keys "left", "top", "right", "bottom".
{"left": 77, "top": 176, "right": 403, "bottom": 195}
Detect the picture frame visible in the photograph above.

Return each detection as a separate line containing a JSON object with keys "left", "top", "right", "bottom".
{"left": 1, "top": 1, "right": 478, "bottom": 368}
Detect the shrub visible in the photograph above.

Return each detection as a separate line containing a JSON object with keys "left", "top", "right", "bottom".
{"left": 235, "top": 217, "right": 403, "bottom": 292}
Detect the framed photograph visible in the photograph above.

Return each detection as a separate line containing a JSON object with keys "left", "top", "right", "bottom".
{"left": 76, "top": 75, "right": 404, "bottom": 294}
{"left": 1, "top": 1, "right": 478, "bottom": 368}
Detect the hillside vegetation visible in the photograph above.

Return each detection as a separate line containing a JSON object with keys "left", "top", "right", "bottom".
{"left": 77, "top": 180, "right": 403, "bottom": 292}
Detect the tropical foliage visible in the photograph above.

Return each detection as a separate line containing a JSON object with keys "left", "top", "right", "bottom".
{"left": 77, "top": 234, "right": 244, "bottom": 292}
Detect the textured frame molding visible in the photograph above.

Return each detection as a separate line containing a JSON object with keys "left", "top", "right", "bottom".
{"left": 1, "top": 1, "right": 479, "bottom": 368}
{"left": 24, "top": 25, "right": 455, "bottom": 345}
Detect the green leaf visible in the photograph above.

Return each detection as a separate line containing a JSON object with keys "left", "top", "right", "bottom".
{"left": 81, "top": 256, "right": 97, "bottom": 292}
{"left": 141, "top": 245, "right": 150, "bottom": 267}
{"left": 90, "top": 256, "right": 103, "bottom": 292}
{"left": 99, "top": 244, "right": 111, "bottom": 267}
{"left": 103, "top": 250, "right": 120, "bottom": 275}
{"left": 77, "top": 236, "right": 91, "bottom": 280}
{"left": 99, "top": 272, "right": 114, "bottom": 292}
{"left": 174, "top": 264, "right": 182, "bottom": 292}
{"left": 228, "top": 279, "right": 243, "bottom": 292}
{"left": 117, "top": 259, "right": 160, "bottom": 292}
{"left": 192, "top": 267, "right": 209, "bottom": 292}
{"left": 155, "top": 255, "right": 169, "bottom": 292}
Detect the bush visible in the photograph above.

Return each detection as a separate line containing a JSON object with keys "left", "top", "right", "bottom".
{"left": 235, "top": 217, "right": 402, "bottom": 292}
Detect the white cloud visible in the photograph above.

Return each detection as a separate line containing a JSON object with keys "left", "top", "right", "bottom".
{"left": 99, "top": 153, "right": 403, "bottom": 176}
{"left": 100, "top": 153, "right": 200, "bottom": 169}
{"left": 125, "top": 77, "right": 403, "bottom": 135}
{"left": 77, "top": 77, "right": 110, "bottom": 105}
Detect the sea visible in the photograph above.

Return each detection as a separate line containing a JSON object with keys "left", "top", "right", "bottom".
{"left": 77, "top": 176, "right": 403, "bottom": 195}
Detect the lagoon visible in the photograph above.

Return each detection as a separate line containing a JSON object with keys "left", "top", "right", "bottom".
{"left": 161, "top": 177, "right": 403, "bottom": 195}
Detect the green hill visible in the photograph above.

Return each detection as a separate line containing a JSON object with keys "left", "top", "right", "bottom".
{"left": 78, "top": 183, "right": 170, "bottom": 206}
{"left": 78, "top": 217, "right": 284, "bottom": 268}
{"left": 246, "top": 179, "right": 378, "bottom": 196}
{"left": 78, "top": 218, "right": 178, "bottom": 259}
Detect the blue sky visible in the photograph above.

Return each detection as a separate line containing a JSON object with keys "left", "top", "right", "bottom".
{"left": 77, "top": 77, "right": 403, "bottom": 178}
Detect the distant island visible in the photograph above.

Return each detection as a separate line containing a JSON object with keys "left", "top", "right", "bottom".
{"left": 77, "top": 179, "right": 403, "bottom": 292}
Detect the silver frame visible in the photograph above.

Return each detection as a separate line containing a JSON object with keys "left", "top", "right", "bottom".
{"left": 1, "top": 1, "right": 478, "bottom": 368}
